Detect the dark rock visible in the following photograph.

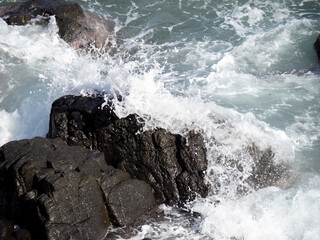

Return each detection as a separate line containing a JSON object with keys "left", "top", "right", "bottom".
{"left": 47, "top": 95, "right": 209, "bottom": 205}
{"left": 314, "top": 34, "right": 320, "bottom": 62}
{"left": 100, "top": 124, "right": 208, "bottom": 204}
{"left": 213, "top": 143, "right": 291, "bottom": 196}
{"left": 47, "top": 94, "right": 290, "bottom": 206}
{"left": 108, "top": 179, "right": 156, "bottom": 226}
{"left": 47, "top": 95, "right": 119, "bottom": 147}
{"left": 0, "top": 137, "right": 156, "bottom": 240}
{"left": 246, "top": 144, "right": 289, "bottom": 190}
{"left": 14, "top": 227, "right": 32, "bottom": 240}
{"left": 0, "top": 216, "right": 14, "bottom": 238}
{"left": 0, "top": 0, "right": 118, "bottom": 53}
{"left": 103, "top": 207, "right": 164, "bottom": 240}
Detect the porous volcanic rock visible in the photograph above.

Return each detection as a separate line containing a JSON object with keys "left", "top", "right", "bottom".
{"left": 0, "top": 0, "right": 119, "bottom": 53}
{"left": 0, "top": 137, "right": 156, "bottom": 240}
{"left": 47, "top": 95, "right": 209, "bottom": 204}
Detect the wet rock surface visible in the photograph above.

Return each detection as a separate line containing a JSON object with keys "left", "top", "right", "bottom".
{"left": 210, "top": 141, "right": 291, "bottom": 197}
{"left": 0, "top": 93, "right": 292, "bottom": 239}
{"left": 98, "top": 117, "right": 208, "bottom": 204}
{"left": 0, "top": 137, "right": 156, "bottom": 240}
{"left": 0, "top": 0, "right": 118, "bottom": 53}
{"left": 245, "top": 144, "right": 289, "bottom": 190}
{"left": 314, "top": 34, "right": 320, "bottom": 62}
{"left": 47, "top": 95, "right": 209, "bottom": 204}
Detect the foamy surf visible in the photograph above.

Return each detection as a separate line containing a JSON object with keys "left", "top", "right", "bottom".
{"left": 0, "top": 0, "right": 320, "bottom": 239}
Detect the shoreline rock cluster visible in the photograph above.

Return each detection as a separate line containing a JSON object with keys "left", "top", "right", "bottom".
{"left": 47, "top": 95, "right": 209, "bottom": 204}
{"left": 0, "top": 95, "right": 209, "bottom": 240}
{"left": 0, "top": 94, "right": 291, "bottom": 240}
{"left": 1, "top": 0, "right": 317, "bottom": 239}
{"left": 0, "top": 1, "right": 210, "bottom": 239}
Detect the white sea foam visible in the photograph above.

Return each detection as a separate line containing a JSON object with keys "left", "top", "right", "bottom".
{"left": 193, "top": 174, "right": 320, "bottom": 240}
{"left": 0, "top": 0, "right": 319, "bottom": 239}
{"left": 0, "top": 17, "right": 112, "bottom": 145}
{"left": 100, "top": 0, "right": 319, "bottom": 238}
{"left": 111, "top": 174, "right": 320, "bottom": 240}
{"left": 0, "top": 110, "right": 20, "bottom": 146}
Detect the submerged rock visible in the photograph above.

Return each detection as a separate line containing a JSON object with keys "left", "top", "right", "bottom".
{"left": 47, "top": 95, "right": 209, "bottom": 204}
{"left": 0, "top": 137, "right": 156, "bottom": 240}
{"left": 0, "top": 0, "right": 119, "bottom": 54}
{"left": 245, "top": 144, "right": 289, "bottom": 190}
{"left": 314, "top": 34, "right": 320, "bottom": 62}
{"left": 211, "top": 141, "right": 292, "bottom": 197}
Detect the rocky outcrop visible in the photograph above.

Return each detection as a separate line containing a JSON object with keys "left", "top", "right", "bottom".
{"left": 0, "top": 93, "right": 292, "bottom": 238}
{"left": 97, "top": 118, "right": 208, "bottom": 204}
{"left": 314, "top": 34, "right": 320, "bottom": 62}
{"left": 0, "top": 0, "right": 119, "bottom": 53}
{"left": 0, "top": 137, "right": 156, "bottom": 240}
{"left": 47, "top": 95, "right": 209, "bottom": 204}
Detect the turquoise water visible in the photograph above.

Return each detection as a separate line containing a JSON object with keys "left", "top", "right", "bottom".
{"left": 0, "top": 0, "right": 320, "bottom": 239}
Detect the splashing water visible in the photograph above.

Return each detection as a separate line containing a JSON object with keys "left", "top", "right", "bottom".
{"left": 0, "top": 0, "right": 320, "bottom": 239}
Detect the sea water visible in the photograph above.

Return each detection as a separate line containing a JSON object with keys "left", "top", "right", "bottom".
{"left": 0, "top": 0, "right": 319, "bottom": 239}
